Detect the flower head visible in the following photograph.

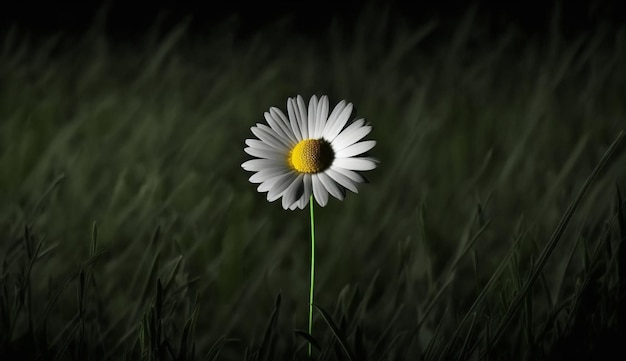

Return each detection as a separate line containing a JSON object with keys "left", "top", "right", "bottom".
{"left": 242, "top": 95, "right": 377, "bottom": 210}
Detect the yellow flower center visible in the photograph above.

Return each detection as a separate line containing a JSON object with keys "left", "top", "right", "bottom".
{"left": 288, "top": 139, "right": 334, "bottom": 174}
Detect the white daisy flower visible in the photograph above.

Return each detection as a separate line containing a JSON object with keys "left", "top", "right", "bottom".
{"left": 242, "top": 95, "right": 377, "bottom": 210}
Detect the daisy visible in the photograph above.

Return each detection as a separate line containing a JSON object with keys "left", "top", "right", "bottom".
{"left": 242, "top": 95, "right": 377, "bottom": 210}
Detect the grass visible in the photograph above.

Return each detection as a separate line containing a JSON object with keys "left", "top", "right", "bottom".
{"left": 1, "top": 3, "right": 626, "bottom": 360}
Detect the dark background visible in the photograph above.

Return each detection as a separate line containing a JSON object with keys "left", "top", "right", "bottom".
{"left": 1, "top": 0, "right": 625, "bottom": 41}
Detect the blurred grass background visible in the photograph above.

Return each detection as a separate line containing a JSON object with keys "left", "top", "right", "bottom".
{"left": 1, "top": 2, "right": 626, "bottom": 360}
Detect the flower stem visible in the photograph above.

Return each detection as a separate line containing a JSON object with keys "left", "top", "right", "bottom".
{"left": 308, "top": 194, "right": 315, "bottom": 358}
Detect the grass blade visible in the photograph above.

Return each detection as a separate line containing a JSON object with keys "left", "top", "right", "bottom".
{"left": 313, "top": 303, "right": 355, "bottom": 361}
{"left": 294, "top": 329, "right": 321, "bottom": 351}
{"left": 485, "top": 129, "right": 625, "bottom": 353}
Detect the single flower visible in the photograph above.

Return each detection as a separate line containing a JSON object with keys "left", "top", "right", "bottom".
{"left": 242, "top": 95, "right": 377, "bottom": 209}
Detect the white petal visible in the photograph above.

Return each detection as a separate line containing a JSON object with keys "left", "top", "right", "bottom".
{"left": 333, "top": 157, "right": 378, "bottom": 171}
{"left": 324, "top": 100, "right": 346, "bottom": 133}
{"left": 296, "top": 95, "right": 308, "bottom": 139}
{"left": 258, "top": 172, "right": 291, "bottom": 192}
{"left": 329, "top": 119, "right": 365, "bottom": 148}
{"left": 343, "top": 118, "right": 365, "bottom": 131}
{"left": 308, "top": 95, "right": 318, "bottom": 138}
{"left": 323, "top": 102, "right": 353, "bottom": 142}
{"left": 332, "top": 125, "right": 372, "bottom": 151}
{"left": 242, "top": 159, "right": 284, "bottom": 172}
{"left": 300, "top": 174, "right": 313, "bottom": 209}
{"left": 312, "top": 174, "right": 329, "bottom": 207}
{"left": 246, "top": 139, "right": 278, "bottom": 152}
{"left": 251, "top": 125, "right": 289, "bottom": 151}
{"left": 317, "top": 172, "right": 345, "bottom": 201}
{"left": 330, "top": 165, "right": 365, "bottom": 183}
{"left": 287, "top": 98, "right": 303, "bottom": 141}
{"left": 314, "top": 95, "right": 329, "bottom": 138}
{"left": 281, "top": 174, "right": 304, "bottom": 209}
{"left": 335, "top": 140, "right": 376, "bottom": 158}
{"left": 256, "top": 123, "right": 291, "bottom": 148}
{"left": 267, "top": 173, "right": 297, "bottom": 201}
{"left": 270, "top": 107, "right": 294, "bottom": 137}
{"left": 325, "top": 168, "right": 359, "bottom": 193}
{"left": 289, "top": 174, "right": 312, "bottom": 210}
{"left": 244, "top": 146, "right": 285, "bottom": 160}
{"left": 249, "top": 168, "right": 290, "bottom": 183}
{"left": 265, "top": 110, "right": 297, "bottom": 145}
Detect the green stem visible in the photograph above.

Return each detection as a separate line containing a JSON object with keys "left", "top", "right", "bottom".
{"left": 308, "top": 194, "right": 315, "bottom": 358}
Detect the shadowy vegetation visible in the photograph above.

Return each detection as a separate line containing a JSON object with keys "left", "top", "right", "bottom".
{"left": 1, "top": 2, "right": 625, "bottom": 360}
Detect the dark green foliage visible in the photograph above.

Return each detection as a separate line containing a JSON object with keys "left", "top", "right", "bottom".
{"left": 2, "top": 2, "right": 626, "bottom": 360}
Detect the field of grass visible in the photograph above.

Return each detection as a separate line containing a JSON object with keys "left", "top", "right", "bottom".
{"left": 1, "top": 3, "right": 626, "bottom": 360}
